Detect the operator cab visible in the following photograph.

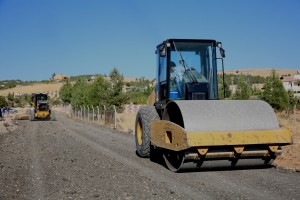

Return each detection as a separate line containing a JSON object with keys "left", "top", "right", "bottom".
{"left": 32, "top": 93, "right": 49, "bottom": 112}
{"left": 155, "top": 39, "right": 225, "bottom": 102}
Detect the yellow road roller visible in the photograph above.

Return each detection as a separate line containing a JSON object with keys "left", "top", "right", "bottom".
{"left": 29, "top": 93, "right": 55, "bottom": 121}
{"left": 135, "top": 39, "right": 292, "bottom": 172}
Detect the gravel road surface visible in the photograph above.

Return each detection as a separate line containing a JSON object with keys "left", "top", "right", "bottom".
{"left": 0, "top": 112, "right": 299, "bottom": 199}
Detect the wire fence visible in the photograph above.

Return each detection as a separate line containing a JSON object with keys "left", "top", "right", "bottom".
{"left": 70, "top": 105, "right": 118, "bottom": 129}
{"left": 64, "top": 103, "right": 144, "bottom": 132}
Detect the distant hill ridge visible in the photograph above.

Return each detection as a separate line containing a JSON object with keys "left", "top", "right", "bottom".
{"left": 224, "top": 68, "right": 299, "bottom": 77}
{"left": 0, "top": 76, "right": 145, "bottom": 97}
{"left": 0, "top": 69, "right": 299, "bottom": 97}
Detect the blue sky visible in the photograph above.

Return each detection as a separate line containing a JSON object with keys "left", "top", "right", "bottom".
{"left": 0, "top": 0, "right": 299, "bottom": 81}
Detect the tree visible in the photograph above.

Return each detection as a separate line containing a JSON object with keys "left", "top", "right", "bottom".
{"left": 218, "top": 82, "right": 232, "bottom": 99}
{"left": 7, "top": 82, "right": 17, "bottom": 89}
{"left": 232, "top": 77, "right": 251, "bottom": 100}
{"left": 52, "top": 73, "right": 56, "bottom": 80}
{"left": 287, "top": 91, "right": 300, "bottom": 111}
{"left": 19, "top": 94, "right": 31, "bottom": 107}
{"left": 7, "top": 92, "right": 14, "bottom": 102}
{"left": 59, "top": 80, "right": 73, "bottom": 103}
{"left": 0, "top": 96, "right": 8, "bottom": 108}
{"left": 128, "top": 90, "right": 147, "bottom": 104}
{"left": 261, "top": 70, "right": 289, "bottom": 111}
{"left": 128, "top": 85, "right": 154, "bottom": 104}
{"left": 50, "top": 98, "right": 61, "bottom": 106}
{"left": 86, "top": 76, "right": 110, "bottom": 108}
{"left": 70, "top": 78, "right": 89, "bottom": 106}
{"left": 108, "top": 68, "right": 129, "bottom": 111}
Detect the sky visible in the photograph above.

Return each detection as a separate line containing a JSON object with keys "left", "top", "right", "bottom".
{"left": 0, "top": 0, "right": 299, "bottom": 81}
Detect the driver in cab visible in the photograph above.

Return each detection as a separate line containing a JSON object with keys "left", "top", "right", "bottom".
{"left": 170, "top": 61, "right": 184, "bottom": 98}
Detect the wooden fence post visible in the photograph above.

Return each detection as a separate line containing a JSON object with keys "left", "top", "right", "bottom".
{"left": 92, "top": 105, "right": 94, "bottom": 123}
{"left": 113, "top": 105, "right": 117, "bottom": 129}
{"left": 83, "top": 105, "right": 86, "bottom": 121}
{"left": 103, "top": 105, "right": 106, "bottom": 126}
{"left": 97, "top": 106, "right": 100, "bottom": 125}
{"left": 87, "top": 105, "right": 90, "bottom": 123}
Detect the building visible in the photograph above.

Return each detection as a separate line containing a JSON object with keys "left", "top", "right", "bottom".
{"left": 53, "top": 74, "right": 69, "bottom": 82}
{"left": 280, "top": 75, "right": 300, "bottom": 97}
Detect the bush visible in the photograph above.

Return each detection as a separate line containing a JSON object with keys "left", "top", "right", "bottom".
{"left": 0, "top": 96, "right": 8, "bottom": 108}
{"left": 232, "top": 76, "right": 251, "bottom": 100}
{"left": 261, "top": 70, "right": 289, "bottom": 111}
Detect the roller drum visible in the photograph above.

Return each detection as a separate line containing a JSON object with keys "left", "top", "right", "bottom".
{"left": 165, "top": 100, "right": 279, "bottom": 132}
{"left": 161, "top": 100, "right": 282, "bottom": 172}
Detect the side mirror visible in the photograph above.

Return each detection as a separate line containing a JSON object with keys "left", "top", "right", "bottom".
{"left": 159, "top": 45, "right": 166, "bottom": 57}
{"left": 220, "top": 48, "right": 225, "bottom": 58}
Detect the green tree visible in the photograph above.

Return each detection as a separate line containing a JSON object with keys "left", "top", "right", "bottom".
{"left": 128, "top": 85, "right": 154, "bottom": 104}
{"left": 7, "top": 82, "right": 17, "bottom": 89}
{"left": 218, "top": 82, "right": 232, "bottom": 99}
{"left": 14, "top": 97, "right": 21, "bottom": 107}
{"left": 52, "top": 73, "right": 56, "bottom": 80}
{"left": 7, "top": 92, "right": 14, "bottom": 102}
{"left": 0, "top": 96, "right": 8, "bottom": 108}
{"left": 18, "top": 94, "right": 31, "bottom": 107}
{"left": 108, "top": 68, "right": 129, "bottom": 111}
{"left": 232, "top": 77, "right": 251, "bottom": 100}
{"left": 128, "top": 91, "right": 147, "bottom": 104}
{"left": 59, "top": 80, "right": 73, "bottom": 103}
{"left": 70, "top": 78, "right": 89, "bottom": 106}
{"left": 287, "top": 91, "right": 300, "bottom": 111}
{"left": 261, "top": 70, "right": 289, "bottom": 111}
{"left": 50, "top": 98, "right": 61, "bottom": 106}
{"left": 86, "top": 76, "right": 110, "bottom": 108}
{"left": 252, "top": 85, "right": 261, "bottom": 96}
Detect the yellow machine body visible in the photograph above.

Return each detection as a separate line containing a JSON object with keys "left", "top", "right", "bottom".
{"left": 151, "top": 120, "right": 291, "bottom": 159}
{"left": 30, "top": 93, "right": 53, "bottom": 121}
{"left": 35, "top": 110, "right": 51, "bottom": 119}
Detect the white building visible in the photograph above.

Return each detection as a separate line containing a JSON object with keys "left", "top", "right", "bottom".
{"left": 281, "top": 74, "right": 300, "bottom": 97}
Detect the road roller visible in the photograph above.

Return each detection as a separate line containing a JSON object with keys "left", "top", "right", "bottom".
{"left": 29, "top": 93, "right": 55, "bottom": 121}
{"left": 135, "top": 39, "right": 292, "bottom": 172}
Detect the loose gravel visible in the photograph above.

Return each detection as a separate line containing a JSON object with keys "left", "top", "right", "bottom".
{"left": 0, "top": 112, "right": 299, "bottom": 200}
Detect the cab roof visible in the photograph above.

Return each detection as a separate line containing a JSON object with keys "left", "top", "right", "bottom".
{"left": 157, "top": 38, "right": 217, "bottom": 48}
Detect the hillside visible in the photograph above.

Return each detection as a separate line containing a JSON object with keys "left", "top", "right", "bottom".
{"left": 224, "top": 68, "right": 299, "bottom": 77}
{"left": 0, "top": 83, "right": 63, "bottom": 98}
{"left": 0, "top": 69, "right": 298, "bottom": 98}
{"left": 0, "top": 77, "right": 145, "bottom": 98}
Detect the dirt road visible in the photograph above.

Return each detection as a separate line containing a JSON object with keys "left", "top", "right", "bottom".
{"left": 0, "top": 113, "right": 299, "bottom": 199}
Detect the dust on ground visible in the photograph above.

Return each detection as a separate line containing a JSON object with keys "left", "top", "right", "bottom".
{"left": 274, "top": 110, "right": 300, "bottom": 171}
{"left": 117, "top": 112, "right": 136, "bottom": 133}
{"left": 0, "top": 108, "right": 29, "bottom": 134}
{"left": 0, "top": 114, "right": 17, "bottom": 134}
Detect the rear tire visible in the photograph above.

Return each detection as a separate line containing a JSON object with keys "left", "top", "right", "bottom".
{"left": 135, "top": 106, "right": 159, "bottom": 158}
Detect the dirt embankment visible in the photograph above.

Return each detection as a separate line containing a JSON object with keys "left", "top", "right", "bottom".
{"left": 274, "top": 111, "right": 300, "bottom": 170}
